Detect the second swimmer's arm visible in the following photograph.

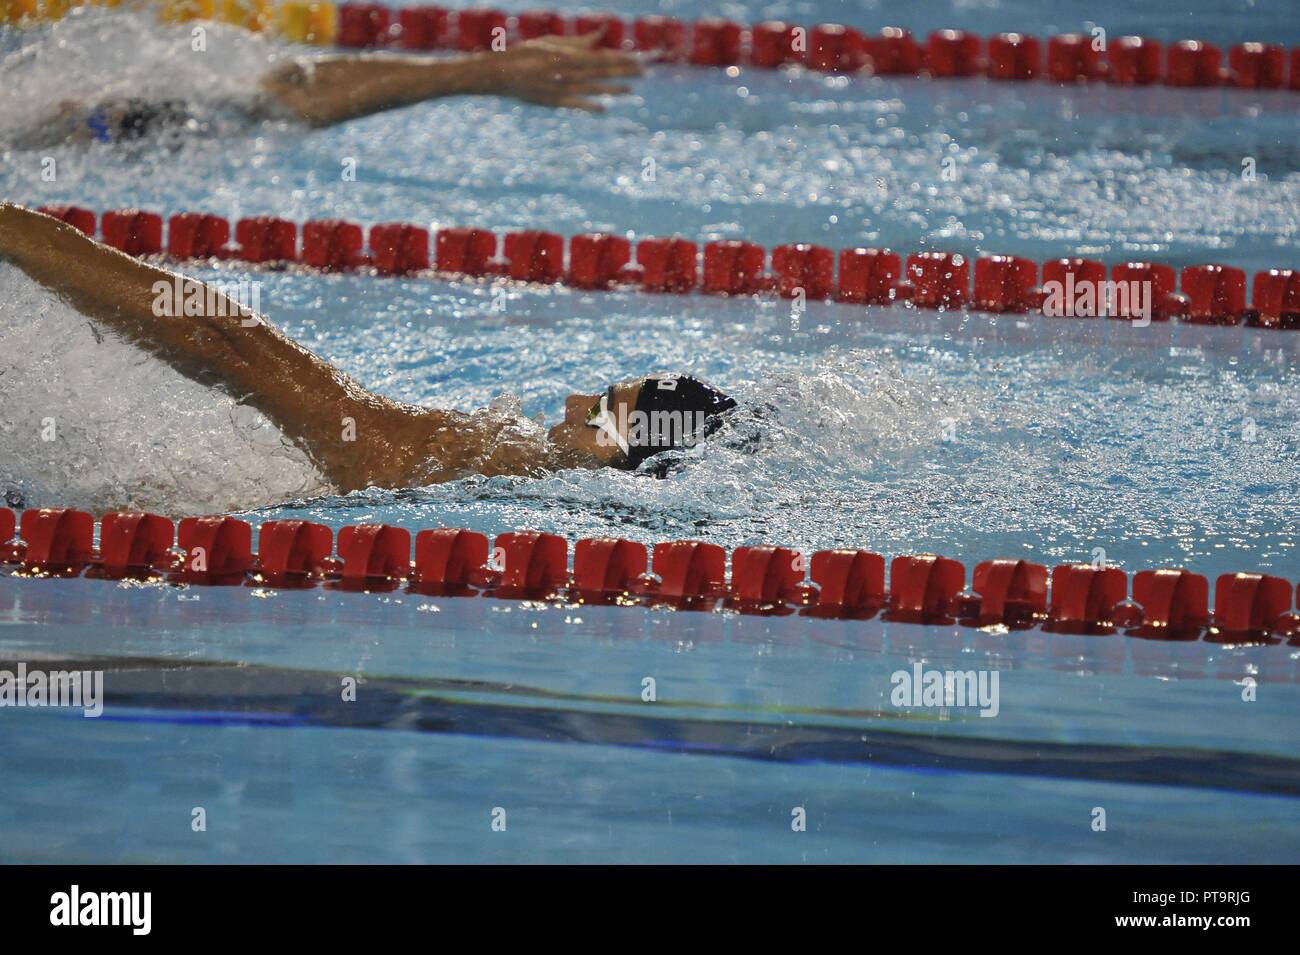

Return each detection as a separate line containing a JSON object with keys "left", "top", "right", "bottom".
{"left": 259, "top": 32, "right": 640, "bottom": 126}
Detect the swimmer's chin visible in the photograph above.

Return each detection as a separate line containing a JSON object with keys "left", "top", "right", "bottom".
{"left": 545, "top": 419, "right": 625, "bottom": 469}
{"left": 400, "top": 407, "right": 609, "bottom": 485}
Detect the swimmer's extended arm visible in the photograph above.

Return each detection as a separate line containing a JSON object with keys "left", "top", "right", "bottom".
{"left": 260, "top": 32, "right": 641, "bottom": 126}
{"left": 0, "top": 205, "right": 586, "bottom": 491}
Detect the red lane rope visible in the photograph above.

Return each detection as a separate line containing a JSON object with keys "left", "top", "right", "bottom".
{"left": 330, "top": 4, "right": 1300, "bottom": 93}
{"left": 3, "top": 506, "right": 1298, "bottom": 644}
{"left": 33, "top": 204, "right": 1300, "bottom": 328}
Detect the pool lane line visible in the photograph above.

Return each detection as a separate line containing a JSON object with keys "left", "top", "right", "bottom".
{"left": 100, "top": 2, "right": 1300, "bottom": 95}
{"left": 31, "top": 204, "right": 1300, "bottom": 331}
{"left": 9, "top": 653, "right": 1300, "bottom": 797}
{"left": 0, "top": 652, "right": 951, "bottom": 725}
{"left": 13, "top": 0, "right": 1297, "bottom": 96}
{"left": 4, "top": 510, "right": 1299, "bottom": 648}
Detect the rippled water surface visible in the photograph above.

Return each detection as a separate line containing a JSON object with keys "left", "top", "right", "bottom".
{"left": 2, "top": 3, "right": 1297, "bottom": 576}
{"left": 1, "top": 1, "right": 1298, "bottom": 863}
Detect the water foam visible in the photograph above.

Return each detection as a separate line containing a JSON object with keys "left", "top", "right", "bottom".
{"left": 0, "top": 6, "right": 289, "bottom": 142}
{"left": 0, "top": 261, "right": 332, "bottom": 514}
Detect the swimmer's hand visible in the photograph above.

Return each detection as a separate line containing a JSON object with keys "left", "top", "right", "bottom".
{"left": 261, "top": 31, "right": 642, "bottom": 127}
{"left": 479, "top": 32, "right": 642, "bottom": 112}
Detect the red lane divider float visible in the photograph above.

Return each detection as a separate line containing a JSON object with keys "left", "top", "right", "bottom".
{"left": 327, "top": 4, "right": 1300, "bottom": 92}
{"left": 32, "top": 204, "right": 1300, "bottom": 329}
{"left": 2, "top": 506, "right": 1297, "bottom": 644}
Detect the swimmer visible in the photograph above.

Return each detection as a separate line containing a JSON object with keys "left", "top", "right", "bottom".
{"left": 13, "top": 31, "right": 642, "bottom": 148}
{"left": 0, "top": 203, "right": 735, "bottom": 492}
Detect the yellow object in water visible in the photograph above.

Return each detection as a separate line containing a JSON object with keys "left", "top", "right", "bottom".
{"left": 158, "top": 0, "right": 215, "bottom": 23}
{"left": 217, "top": 0, "right": 271, "bottom": 32}
{"left": 2, "top": 0, "right": 41, "bottom": 24}
{"left": 37, "top": 0, "right": 71, "bottom": 21}
{"left": 278, "top": 1, "right": 335, "bottom": 45}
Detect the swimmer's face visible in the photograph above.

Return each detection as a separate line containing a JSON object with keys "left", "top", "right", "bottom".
{"left": 547, "top": 379, "right": 642, "bottom": 465}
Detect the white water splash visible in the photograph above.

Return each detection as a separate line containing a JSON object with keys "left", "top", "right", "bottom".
{"left": 0, "top": 261, "right": 332, "bottom": 514}
{"left": 0, "top": 6, "right": 290, "bottom": 140}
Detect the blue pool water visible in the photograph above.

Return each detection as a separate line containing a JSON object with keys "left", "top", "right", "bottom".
{"left": 1, "top": 1, "right": 1298, "bottom": 863}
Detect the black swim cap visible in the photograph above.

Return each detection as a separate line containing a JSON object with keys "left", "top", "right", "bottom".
{"left": 620, "top": 374, "right": 737, "bottom": 470}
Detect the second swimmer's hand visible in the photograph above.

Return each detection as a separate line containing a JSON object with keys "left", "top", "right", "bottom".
{"left": 479, "top": 31, "right": 643, "bottom": 112}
